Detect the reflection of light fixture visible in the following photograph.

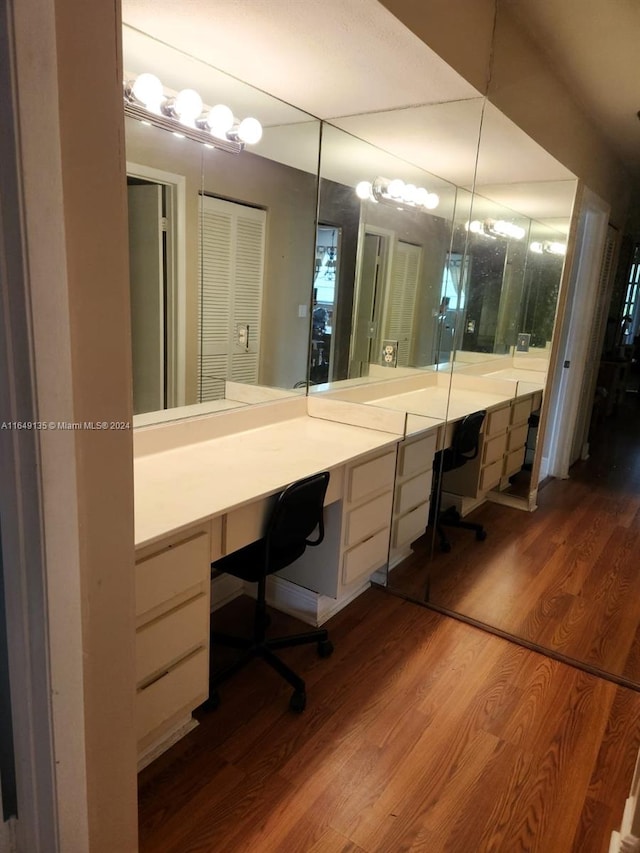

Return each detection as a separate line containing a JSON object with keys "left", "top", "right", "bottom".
{"left": 355, "top": 177, "right": 439, "bottom": 211}
{"left": 124, "top": 73, "right": 263, "bottom": 154}
{"left": 530, "top": 240, "right": 566, "bottom": 255}
{"left": 466, "top": 218, "right": 525, "bottom": 240}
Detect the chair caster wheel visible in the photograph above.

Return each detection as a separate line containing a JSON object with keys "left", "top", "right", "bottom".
{"left": 476, "top": 530, "right": 487, "bottom": 541}
{"left": 290, "top": 690, "right": 306, "bottom": 713}
{"left": 318, "top": 640, "right": 334, "bottom": 658}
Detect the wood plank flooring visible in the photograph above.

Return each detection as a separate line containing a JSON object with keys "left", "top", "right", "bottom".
{"left": 389, "top": 390, "right": 640, "bottom": 683}
{"left": 138, "top": 589, "right": 640, "bottom": 852}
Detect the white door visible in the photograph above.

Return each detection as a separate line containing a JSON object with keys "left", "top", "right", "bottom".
{"left": 383, "top": 241, "right": 421, "bottom": 366}
{"left": 127, "top": 183, "right": 165, "bottom": 414}
{"left": 198, "top": 195, "right": 266, "bottom": 401}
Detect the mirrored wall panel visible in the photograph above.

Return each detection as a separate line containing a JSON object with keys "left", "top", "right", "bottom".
{"left": 123, "top": 26, "right": 320, "bottom": 423}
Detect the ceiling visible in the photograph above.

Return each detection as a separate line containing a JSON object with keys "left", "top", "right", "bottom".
{"left": 121, "top": 0, "right": 583, "bottom": 224}
{"left": 505, "top": 0, "right": 640, "bottom": 182}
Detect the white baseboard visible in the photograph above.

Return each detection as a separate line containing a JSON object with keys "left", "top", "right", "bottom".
{"left": 137, "top": 716, "right": 198, "bottom": 772}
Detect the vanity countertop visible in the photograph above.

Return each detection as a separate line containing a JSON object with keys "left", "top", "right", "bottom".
{"left": 367, "top": 385, "right": 513, "bottom": 422}
{"left": 134, "top": 414, "right": 400, "bottom": 548}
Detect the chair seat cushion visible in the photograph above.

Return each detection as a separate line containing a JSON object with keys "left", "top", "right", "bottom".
{"left": 212, "top": 537, "right": 307, "bottom": 583}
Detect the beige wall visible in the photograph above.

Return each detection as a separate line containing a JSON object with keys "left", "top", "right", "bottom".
{"left": 11, "top": 0, "right": 138, "bottom": 848}
{"left": 381, "top": 0, "right": 631, "bottom": 227}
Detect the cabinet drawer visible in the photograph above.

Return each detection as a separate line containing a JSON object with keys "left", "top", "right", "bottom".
{"left": 531, "top": 391, "right": 543, "bottom": 411}
{"left": 345, "top": 490, "right": 393, "bottom": 548}
{"left": 479, "top": 458, "right": 502, "bottom": 491}
{"left": 508, "top": 422, "right": 529, "bottom": 452}
{"left": 342, "top": 527, "right": 390, "bottom": 586}
{"left": 394, "top": 501, "right": 429, "bottom": 549}
{"left": 483, "top": 432, "right": 507, "bottom": 466}
{"left": 397, "top": 470, "right": 432, "bottom": 515}
{"left": 485, "top": 405, "right": 510, "bottom": 436}
{"left": 135, "top": 532, "right": 210, "bottom": 618}
{"left": 398, "top": 433, "right": 437, "bottom": 477}
{"left": 511, "top": 397, "right": 533, "bottom": 426}
{"left": 348, "top": 451, "right": 396, "bottom": 503}
{"left": 136, "top": 647, "right": 208, "bottom": 742}
{"left": 136, "top": 593, "right": 209, "bottom": 686}
{"left": 504, "top": 446, "right": 525, "bottom": 477}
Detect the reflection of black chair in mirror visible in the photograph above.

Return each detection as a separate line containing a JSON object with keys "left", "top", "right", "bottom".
{"left": 210, "top": 472, "right": 333, "bottom": 713}
{"left": 431, "top": 410, "right": 488, "bottom": 553}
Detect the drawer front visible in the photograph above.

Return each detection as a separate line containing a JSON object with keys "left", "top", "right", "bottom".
{"left": 342, "top": 528, "right": 390, "bottom": 586}
{"left": 136, "top": 593, "right": 209, "bottom": 686}
{"left": 348, "top": 451, "right": 396, "bottom": 504}
{"left": 508, "top": 422, "right": 529, "bottom": 452}
{"left": 136, "top": 532, "right": 210, "bottom": 618}
{"left": 345, "top": 490, "right": 394, "bottom": 548}
{"left": 394, "top": 501, "right": 430, "bottom": 549}
{"left": 399, "top": 432, "right": 437, "bottom": 477}
{"left": 397, "top": 470, "right": 433, "bottom": 515}
{"left": 486, "top": 405, "right": 511, "bottom": 436}
{"left": 483, "top": 432, "right": 507, "bottom": 466}
{"left": 531, "top": 391, "right": 543, "bottom": 411}
{"left": 504, "top": 446, "right": 525, "bottom": 477}
{"left": 136, "top": 647, "right": 208, "bottom": 742}
{"left": 479, "top": 458, "right": 502, "bottom": 491}
{"left": 225, "top": 498, "right": 271, "bottom": 554}
{"left": 511, "top": 397, "right": 533, "bottom": 426}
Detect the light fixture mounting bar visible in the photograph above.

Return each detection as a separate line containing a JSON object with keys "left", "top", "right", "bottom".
{"left": 124, "top": 101, "right": 243, "bottom": 155}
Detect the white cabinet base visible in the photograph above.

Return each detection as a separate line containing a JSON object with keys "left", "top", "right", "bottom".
{"left": 137, "top": 715, "right": 199, "bottom": 772}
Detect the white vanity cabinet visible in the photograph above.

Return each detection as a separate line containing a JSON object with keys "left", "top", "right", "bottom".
{"left": 134, "top": 527, "right": 213, "bottom": 760}
{"left": 389, "top": 430, "right": 438, "bottom": 566}
{"left": 441, "top": 401, "right": 511, "bottom": 498}
{"left": 341, "top": 448, "right": 396, "bottom": 586}
{"left": 274, "top": 446, "right": 396, "bottom": 599}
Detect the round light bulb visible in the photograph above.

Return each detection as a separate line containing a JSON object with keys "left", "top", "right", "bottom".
{"left": 173, "top": 88, "right": 203, "bottom": 125}
{"left": 206, "top": 104, "right": 234, "bottom": 138}
{"left": 131, "top": 73, "right": 164, "bottom": 112}
{"left": 414, "top": 187, "right": 429, "bottom": 206}
{"left": 387, "top": 179, "right": 405, "bottom": 199}
{"left": 237, "top": 117, "right": 263, "bottom": 144}
{"left": 424, "top": 192, "right": 439, "bottom": 210}
{"left": 547, "top": 241, "right": 566, "bottom": 255}
{"left": 402, "top": 184, "right": 417, "bottom": 204}
{"left": 468, "top": 220, "right": 483, "bottom": 234}
{"left": 355, "top": 181, "right": 372, "bottom": 200}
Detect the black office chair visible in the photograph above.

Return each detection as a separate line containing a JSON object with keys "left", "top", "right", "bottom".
{"left": 430, "top": 410, "right": 488, "bottom": 552}
{"left": 209, "top": 471, "right": 333, "bottom": 713}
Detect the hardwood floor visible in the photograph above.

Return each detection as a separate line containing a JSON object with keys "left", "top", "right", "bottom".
{"left": 389, "top": 389, "right": 640, "bottom": 683}
{"left": 138, "top": 589, "right": 640, "bottom": 852}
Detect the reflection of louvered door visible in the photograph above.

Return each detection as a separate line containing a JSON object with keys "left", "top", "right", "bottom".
{"left": 198, "top": 195, "right": 266, "bottom": 401}
{"left": 385, "top": 241, "right": 421, "bottom": 366}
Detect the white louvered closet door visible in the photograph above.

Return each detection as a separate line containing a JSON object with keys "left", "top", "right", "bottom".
{"left": 385, "top": 241, "right": 421, "bottom": 366}
{"left": 198, "top": 195, "right": 266, "bottom": 401}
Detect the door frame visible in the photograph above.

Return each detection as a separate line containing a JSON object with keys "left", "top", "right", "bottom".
{"left": 127, "top": 161, "right": 187, "bottom": 408}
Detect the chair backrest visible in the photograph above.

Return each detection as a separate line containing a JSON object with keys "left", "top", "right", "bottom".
{"left": 450, "top": 410, "right": 486, "bottom": 463}
{"left": 267, "top": 471, "right": 330, "bottom": 553}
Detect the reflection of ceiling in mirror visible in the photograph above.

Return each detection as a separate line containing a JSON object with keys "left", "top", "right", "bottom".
{"left": 122, "top": 0, "right": 480, "bottom": 118}
{"left": 122, "top": 2, "right": 578, "bottom": 225}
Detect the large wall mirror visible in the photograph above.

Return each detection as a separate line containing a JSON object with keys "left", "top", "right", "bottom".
{"left": 123, "top": 26, "right": 320, "bottom": 424}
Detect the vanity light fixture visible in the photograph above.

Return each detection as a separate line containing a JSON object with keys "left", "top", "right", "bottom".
{"left": 530, "top": 240, "right": 567, "bottom": 256}
{"left": 124, "top": 73, "right": 263, "bottom": 154}
{"left": 355, "top": 177, "right": 440, "bottom": 211}
{"left": 466, "top": 219, "right": 525, "bottom": 241}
